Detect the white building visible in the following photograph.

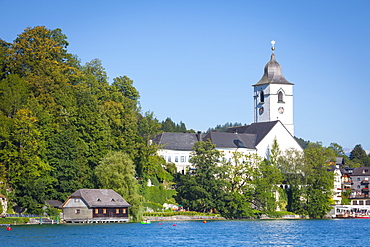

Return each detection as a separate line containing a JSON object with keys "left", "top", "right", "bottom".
{"left": 154, "top": 42, "right": 303, "bottom": 173}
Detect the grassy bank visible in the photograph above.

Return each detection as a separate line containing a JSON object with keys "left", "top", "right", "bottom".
{"left": 143, "top": 211, "right": 219, "bottom": 218}
{"left": 0, "top": 217, "right": 31, "bottom": 224}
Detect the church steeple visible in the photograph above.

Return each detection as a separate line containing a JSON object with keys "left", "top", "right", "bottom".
{"left": 253, "top": 41, "right": 295, "bottom": 136}
{"left": 253, "top": 43, "right": 293, "bottom": 86}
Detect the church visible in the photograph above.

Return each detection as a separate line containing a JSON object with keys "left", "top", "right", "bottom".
{"left": 153, "top": 42, "right": 303, "bottom": 173}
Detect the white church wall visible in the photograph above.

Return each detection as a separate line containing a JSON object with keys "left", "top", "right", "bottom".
{"left": 256, "top": 121, "right": 303, "bottom": 159}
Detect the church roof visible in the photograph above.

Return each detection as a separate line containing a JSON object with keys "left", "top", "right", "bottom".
{"left": 226, "top": 121, "right": 280, "bottom": 145}
{"left": 153, "top": 132, "right": 199, "bottom": 150}
{"left": 153, "top": 132, "right": 256, "bottom": 150}
{"left": 253, "top": 53, "right": 293, "bottom": 86}
{"left": 202, "top": 132, "right": 256, "bottom": 149}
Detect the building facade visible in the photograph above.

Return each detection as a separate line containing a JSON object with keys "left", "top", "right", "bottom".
{"left": 62, "top": 189, "right": 131, "bottom": 223}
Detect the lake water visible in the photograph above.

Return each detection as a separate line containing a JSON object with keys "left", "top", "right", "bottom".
{"left": 1, "top": 219, "right": 368, "bottom": 246}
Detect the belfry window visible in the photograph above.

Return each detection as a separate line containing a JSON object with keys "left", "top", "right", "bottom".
{"left": 278, "top": 91, "right": 284, "bottom": 103}
{"left": 260, "top": 91, "right": 264, "bottom": 103}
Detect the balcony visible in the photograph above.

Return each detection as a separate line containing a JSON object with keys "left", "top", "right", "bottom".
{"left": 362, "top": 180, "right": 370, "bottom": 184}
{"left": 362, "top": 188, "right": 370, "bottom": 192}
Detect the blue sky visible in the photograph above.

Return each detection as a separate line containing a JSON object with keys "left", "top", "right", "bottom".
{"left": 1, "top": 0, "right": 370, "bottom": 150}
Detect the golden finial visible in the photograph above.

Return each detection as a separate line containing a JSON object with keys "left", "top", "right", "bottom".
{"left": 271, "top": 40, "right": 276, "bottom": 51}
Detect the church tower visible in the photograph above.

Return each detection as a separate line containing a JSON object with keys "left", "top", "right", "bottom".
{"left": 253, "top": 41, "right": 295, "bottom": 136}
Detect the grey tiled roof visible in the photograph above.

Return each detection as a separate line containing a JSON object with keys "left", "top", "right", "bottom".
{"left": 153, "top": 132, "right": 199, "bottom": 150}
{"left": 153, "top": 132, "right": 256, "bottom": 150}
{"left": 202, "top": 132, "right": 256, "bottom": 149}
{"left": 253, "top": 53, "right": 293, "bottom": 86}
{"left": 226, "top": 121, "right": 280, "bottom": 145}
{"left": 70, "top": 189, "right": 131, "bottom": 208}
{"left": 351, "top": 167, "right": 370, "bottom": 176}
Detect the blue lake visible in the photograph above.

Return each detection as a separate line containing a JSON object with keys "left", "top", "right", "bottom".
{"left": 0, "top": 219, "right": 368, "bottom": 246}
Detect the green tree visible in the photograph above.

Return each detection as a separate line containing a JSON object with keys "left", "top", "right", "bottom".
{"left": 95, "top": 151, "right": 143, "bottom": 222}
{"left": 221, "top": 152, "right": 259, "bottom": 218}
{"left": 160, "top": 117, "right": 193, "bottom": 133}
{"left": 302, "top": 143, "right": 335, "bottom": 218}
{"left": 5, "top": 109, "right": 54, "bottom": 214}
{"left": 175, "top": 140, "right": 229, "bottom": 213}
{"left": 0, "top": 74, "right": 29, "bottom": 118}
{"left": 277, "top": 148, "right": 306, "bottom": 214}
{"left": 349, "top": 144, "right": 368, "bottom": 166}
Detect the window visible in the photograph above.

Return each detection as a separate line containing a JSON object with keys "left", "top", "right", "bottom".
{"left": 358, "top": 178, "right": 361, "bottom": 181}
{"left": 175, "top": 156, "right": 178, "bottom": 162}
{"left": 116, "top": 209, "right": 119, "bottom": 214}
{"left": 168, "top": 156, "right": 171, "bottom": 162}
{"left": 260, "top": 91, "right": 264, "bottom": 103}
{"left": 122, "top": 209, "right": 126, "bottom": 214}
{"left": 181, "top": 156, "right": 185, "bottom": 162}
{"left": 358, "top": 185, "right": 360, "bottom": 189}
{"left": 95, "top": 208, "right": 99, "bottom": 214}
{"left": 74, "top": 199, "right": 80, "bottom": 203}
{"left": 278, "top": 91, "right": 284, "bottom": 103}
{"left": 103, "top": 208, "right": 106, "bottom": 214}
{"left": 359, "top": 201, "right": 364, "bottom": 205}
{"left": 75, "top": 209, "right": 80, "bottom": 214}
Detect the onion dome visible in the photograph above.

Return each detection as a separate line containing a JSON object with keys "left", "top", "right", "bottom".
{"left": 253, "top": 41, "right": 293, "bottom": 86}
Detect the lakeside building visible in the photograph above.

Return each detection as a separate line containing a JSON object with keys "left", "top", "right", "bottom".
{"left": 153, "top": 41, "right": 303, "bottom": 173}
{"left": 62, "top": 189, "right": 131, "bottom": 223}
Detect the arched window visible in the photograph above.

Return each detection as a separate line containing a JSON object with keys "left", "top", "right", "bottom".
{"left": 260, "top": 91, "right": 264, "bottom": 103}
{"left": 278, "top": 91, "right": 284, "bottom": 103}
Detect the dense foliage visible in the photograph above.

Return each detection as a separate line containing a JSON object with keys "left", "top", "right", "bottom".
{"left": 206, "top": 122, "right": 245, "bottom": 133}
{"left": 1, "top": 26, "right": 368, "bottom": 220}
{"left": 0, "top": 27, "right": 174, "bottom": 218}
{"left": 175, "top": 140, "right": 337, "bottom": 219}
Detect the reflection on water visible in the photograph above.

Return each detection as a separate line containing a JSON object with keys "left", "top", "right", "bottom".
{"left": 1, "top": 219, "right": 368, "bottom": 246}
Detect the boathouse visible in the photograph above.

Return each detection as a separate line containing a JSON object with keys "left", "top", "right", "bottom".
{"left": 62, "top": 189, "right": 131, "bottom": 223}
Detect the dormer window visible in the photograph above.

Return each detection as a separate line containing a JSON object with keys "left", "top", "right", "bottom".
{"left": 111, "top": 199, "right": 115, "bottom": 202}
{"left": 97, "top": 198, "right": 101, "bottom": 202}
{"left": 278, "top": 91, "right": 284, "bottom": 103}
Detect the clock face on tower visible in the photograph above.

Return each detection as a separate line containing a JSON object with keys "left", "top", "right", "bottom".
{"left": 278, "top": 107, "right": 284, "bottom": 114}
{"left": 259, "top": 107, "right": 264, "bottom": 115}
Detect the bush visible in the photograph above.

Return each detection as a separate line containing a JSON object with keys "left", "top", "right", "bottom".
{"left": 0, "top": 217, "right": 30, "bottom": 224}
{"left": 143, "top": 211, "right": 217, "bottom": 217}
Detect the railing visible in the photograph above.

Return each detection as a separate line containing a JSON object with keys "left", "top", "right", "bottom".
{"left": 4, "top": 214, "right": 41, "bottom": 218}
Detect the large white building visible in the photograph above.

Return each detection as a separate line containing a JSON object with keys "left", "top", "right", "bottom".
{"left": 153, "top": 42, "right": 303, "bottom": 173}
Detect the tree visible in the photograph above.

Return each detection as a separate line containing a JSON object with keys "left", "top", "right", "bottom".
{"left": 302, "top": 143, "right": 335, "bottom": 218}
{"left": 221, "top": 152, "right": 259, "bottom": 218}
{"left": 160, "top": 117, "right": 194, "bottom": 133}
{"left": 0, "top": 74, "right": 29, "bottom": 118}
{"left": 175, "top": 140, "right": 229, "bottom": 213}
{"left": 349, "top": 144, "right": 368, "bottom": 166}
{"left": 206, "top": 122, "right": 245, "bottom": 133}
{"left": 253, "top": 159, "right": 284, "bottom": 214}
{"left": 277, "top": 148, "right": 306, "bottom": 214}
{"left": 95, "top": 151, "right": 143, "bottom": 222}
{"left": 328, "top": 143, "right": 345, "bottom": 156}
{"left": 5, "top": 109, "right": 54, "bottom": 214}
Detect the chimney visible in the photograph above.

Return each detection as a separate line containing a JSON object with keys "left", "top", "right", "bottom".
{"left": 196, "top": 131, "right": 202, "bottom": 141}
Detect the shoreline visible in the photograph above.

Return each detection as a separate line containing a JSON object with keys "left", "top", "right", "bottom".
{"left": 143, "top": 215, "right": 226, "bottom": 222}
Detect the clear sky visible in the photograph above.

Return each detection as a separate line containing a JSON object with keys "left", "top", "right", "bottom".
{"left": 1, "top": 0, "right": 370, "bottom": 151}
